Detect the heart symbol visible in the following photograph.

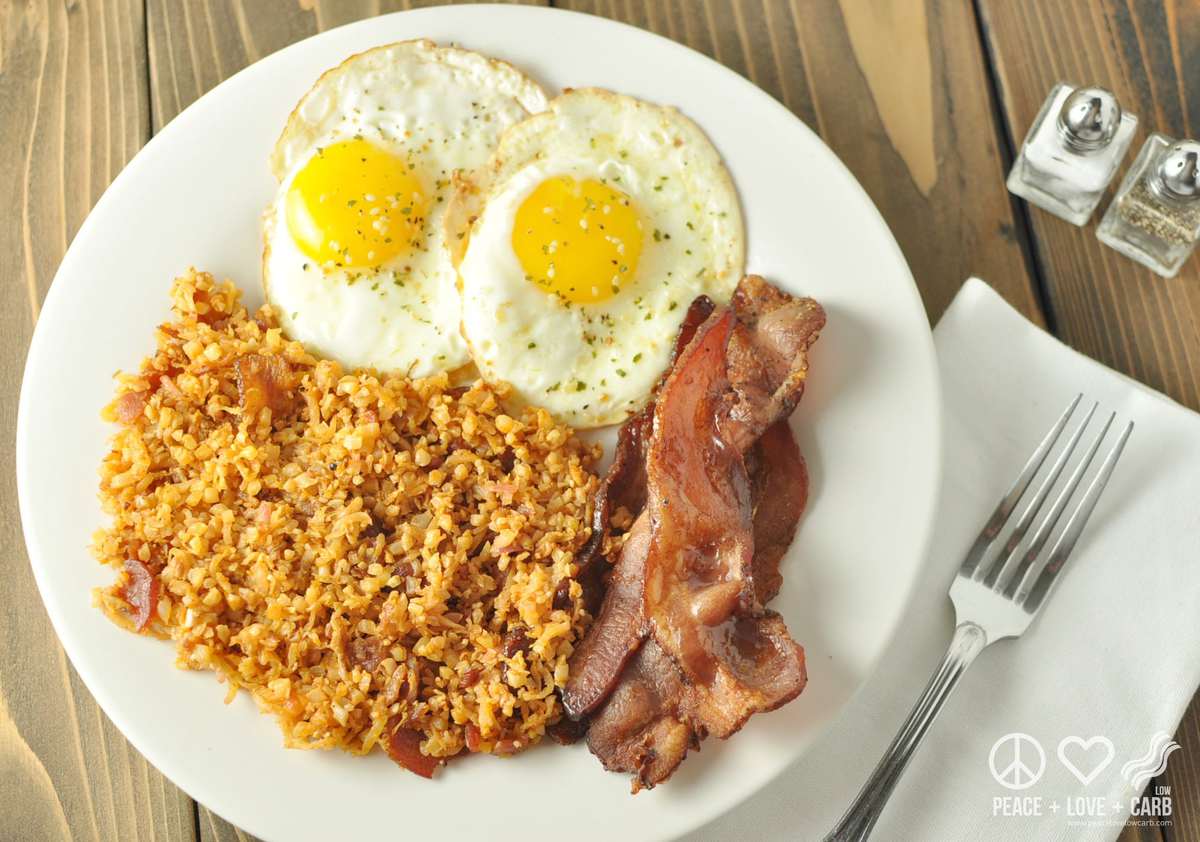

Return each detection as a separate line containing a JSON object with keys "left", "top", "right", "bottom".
{"left": 1057, "top": 736, "right": 1115, "bottom": 785}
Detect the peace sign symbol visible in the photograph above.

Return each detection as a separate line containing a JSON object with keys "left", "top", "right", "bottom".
{"left": 989, "top": 732, "right": 1046, "bottom": 791}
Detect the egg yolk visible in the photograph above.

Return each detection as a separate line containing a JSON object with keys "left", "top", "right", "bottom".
{"left": 512, "top": 176, "right": 644, "bottom": 304}
{"left": 285, "top": 138, "right": 425, "bottom": 269}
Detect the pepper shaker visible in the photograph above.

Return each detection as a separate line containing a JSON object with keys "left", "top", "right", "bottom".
{"left": 1007, "top": 83, "right": 1138, "bottom": 225}
{"left": 1096, "top": 135, "right": 1200, "bottom": 278}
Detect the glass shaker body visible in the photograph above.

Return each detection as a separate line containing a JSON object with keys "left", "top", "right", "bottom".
{"left": 1097, "top": 134, "right": 1200, "bottom": 278}
{"left": 1007, "top": 83, "right": 1137, "bottom": 225}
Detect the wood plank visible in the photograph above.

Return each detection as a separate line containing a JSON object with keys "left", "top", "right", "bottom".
{"left": 978, "top": 0, "right": 1200, "bottom": 404}
{"left": 145, "top": 3, "right": 547, "bottom": 836}
{"left": 148, "top": 0, "right": 547, "bottom": 130}
{"left": 198, "top": 808, "right": 256, "bottom": 842}
{"left": 558, "top": 0, "right": 1044, "bottom": 323}
{"left": 1166, "top": 692, "right": 1200, "bottom": 842}
{"left": 0, "top": 2, "right": 196, "bottom": 841}
{"left": 979, "top": 3, "right": 1200, "bottom": 839}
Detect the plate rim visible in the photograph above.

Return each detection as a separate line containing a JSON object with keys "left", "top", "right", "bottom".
{"left": 16, "top": 5, "right": 943, "bottom": 840}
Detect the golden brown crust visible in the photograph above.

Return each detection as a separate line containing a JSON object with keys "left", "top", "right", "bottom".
{"left": 95, "top": 270, "right": 600, "bottom": 764}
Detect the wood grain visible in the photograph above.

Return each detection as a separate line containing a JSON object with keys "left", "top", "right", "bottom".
{"left": 979, "top": 0, "right": 1200, "bottom": 404}
{"left": 558, "top": 0, "right": 1044, "bottom": 323}
{"left": 841, "top": 0, "right": 937, "bottom": 195}
{"left": 198, "top": 807, "right": 256, "bottom": 842}
{"left": 0, "top": 2, "right": 196, "bottom": 842}
{"left": 147, "top": 0, "right": 547, "bottom": 130}
{"left": 979, "top": 4, "right": 1200, "bottom": 837}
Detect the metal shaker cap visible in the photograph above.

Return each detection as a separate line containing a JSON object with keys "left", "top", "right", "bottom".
{"left": 1057, "top": 87, "right": 1121, "bottom": 150}
{"left": 1157, "top": 140, "right": 1200, "bottom": 199}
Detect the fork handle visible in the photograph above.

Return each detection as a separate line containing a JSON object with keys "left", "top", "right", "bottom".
{"left": 824, "top": 621, "right": 988, "bottom": 842}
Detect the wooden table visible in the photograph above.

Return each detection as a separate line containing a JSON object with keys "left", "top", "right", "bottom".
{"left": 1, "top": 1, "right": 1196, "bottom": 839}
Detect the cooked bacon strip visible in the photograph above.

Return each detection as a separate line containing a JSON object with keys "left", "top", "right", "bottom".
{"left": 385, "top": 720, "right": 443, "bottom": 778}
{"left": 122, "top": 558, "right": 159, "bottom": 631}
{"left": 573, "top": 276, "right": 824, "bottom": 790}
{"left": 748, "top": 420, "right": 808, "bottom": 604}
{"left": 567, "top": 284, "right": 819, "bottom": 720}
{"left": 564, "top": 298, "right": 718, "bottom": 712}
{"left": 546, "top": 715, "right": 589, "bottom": 745}
{"left": 670, "top": 612, "right": 807, "bottom": 740}
{"left": 646, "top": 308, "right": 754, "bottom": 622}
{"left": 571, "top": 410, "right": 649, "bottom": 619}
{"left": 587, "top": 620, "right": 807, "bottom": 790}
{"left": 722, "top": 275, "right": 826, "bottom": 451}
{"left": 564, "top": 424, "right": 809, "bottom": 723}
{"left": 641, "top": 308, "right": 807, "bottom": 735}
{"left": 234, "top": 354, "right": 294, "bottom": 419}
{"left": 584, "top": 639, "right": 698, "bottom": 792}
{"left": 562, "top": 511, "right": 652, "bottom": 718}
{"left": 573, "top": 296, "right": 716, "bottom": 610}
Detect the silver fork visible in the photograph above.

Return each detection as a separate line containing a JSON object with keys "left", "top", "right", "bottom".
{"left": 824, "top": 395, "right": 1133, "bottom": 841}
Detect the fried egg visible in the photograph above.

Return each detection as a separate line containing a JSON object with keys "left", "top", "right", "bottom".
{"left": 264, "top": 40, "right": 547, "bottom": 376}
{"left": 450, "top": 88, "right": 745, "bottom": 427}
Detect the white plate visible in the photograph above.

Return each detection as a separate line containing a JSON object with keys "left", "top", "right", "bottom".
{"left": 17, "top": 6, "right": 941, "bottom": 840}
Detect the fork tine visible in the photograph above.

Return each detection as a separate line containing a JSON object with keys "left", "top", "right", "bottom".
{"left": 1020, "top": 420, "right": 1133, "bottom": 612}
{"left": 959, "top": 394, "right": 1081, "bottom": 577}
{"left": 1001, "top": 411, "right": 1114, "bottom": 598}
{"left": 981, "top": 402, "right": 1098, "bottom": 588}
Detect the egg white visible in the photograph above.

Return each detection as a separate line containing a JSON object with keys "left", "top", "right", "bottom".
{"left": 264, "top": 40, "right": 547, "bottom": 377}
{"left": 453, "top": 88, "right": 745, "bottom": 427}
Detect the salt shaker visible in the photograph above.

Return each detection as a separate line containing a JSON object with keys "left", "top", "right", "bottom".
{"left": 1007, "top": 83, "right": 1138, "bottom": 225}
{"left": 1097, "top": 135, "right": 1200, "bottom": 278}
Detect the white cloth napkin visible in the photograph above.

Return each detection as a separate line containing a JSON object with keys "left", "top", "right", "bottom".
{"left": 692, "top": 278, "right": 1200, "bottom": 841}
